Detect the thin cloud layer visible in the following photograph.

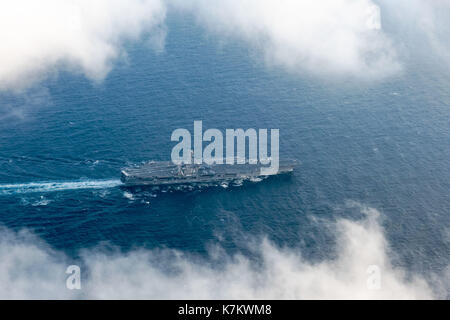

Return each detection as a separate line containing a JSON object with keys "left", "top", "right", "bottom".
{"left": 0, "top": 206, "right": 443, "bottom": 299}
{"left": 0, "top": 0, "right": 167, "bottom": 91}
{"left": 1, "top": 0, "right": 448, "bottom": 92}
{"left": 172, "top": 0, "right": 401, "bottom": 79}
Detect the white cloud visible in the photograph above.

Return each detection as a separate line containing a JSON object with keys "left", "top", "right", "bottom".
{"left": 0, "top": 205, "right": 444, "bottom": 299}
{"left": 1, "top": 0, "right": 449, "bottom": 92}
{"left": 0, "top": 0, "right": 167, "bottom": 91}
{"left": 171, "top": 0, "right": 401, "bottom": 79}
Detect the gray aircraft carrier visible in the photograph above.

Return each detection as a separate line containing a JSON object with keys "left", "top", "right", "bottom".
{"left": 120, "top": 159, "right": 296, "bottom": 188}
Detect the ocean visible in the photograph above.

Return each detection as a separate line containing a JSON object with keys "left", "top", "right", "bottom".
{"left": 0, "top": 13, "right": 448, "bottom": 298}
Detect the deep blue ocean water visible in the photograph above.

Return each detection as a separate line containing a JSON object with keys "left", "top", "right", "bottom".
{"left": 0, "top": 14, "right": 449, "bottom": 281}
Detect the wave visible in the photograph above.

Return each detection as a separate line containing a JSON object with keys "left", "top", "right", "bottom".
{"left": 0, "top": 179, "right": 123, "bottom": 195}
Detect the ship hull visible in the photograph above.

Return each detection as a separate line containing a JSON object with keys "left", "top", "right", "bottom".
{"left": 120, "top": 160, "right": 296, "bottom": 187}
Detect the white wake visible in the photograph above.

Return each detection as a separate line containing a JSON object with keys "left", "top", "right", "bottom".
{"left": 0, "top": 179, "right": 123, "bottom": 195}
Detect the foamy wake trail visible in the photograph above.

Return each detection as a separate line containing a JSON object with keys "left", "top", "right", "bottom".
{"left": 0, "top": 179, "right": 123, "bottom": 195}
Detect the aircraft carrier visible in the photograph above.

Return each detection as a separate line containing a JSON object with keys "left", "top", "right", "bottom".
{"left": 120, "top": 159, "right": 296, "bottom": 188}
